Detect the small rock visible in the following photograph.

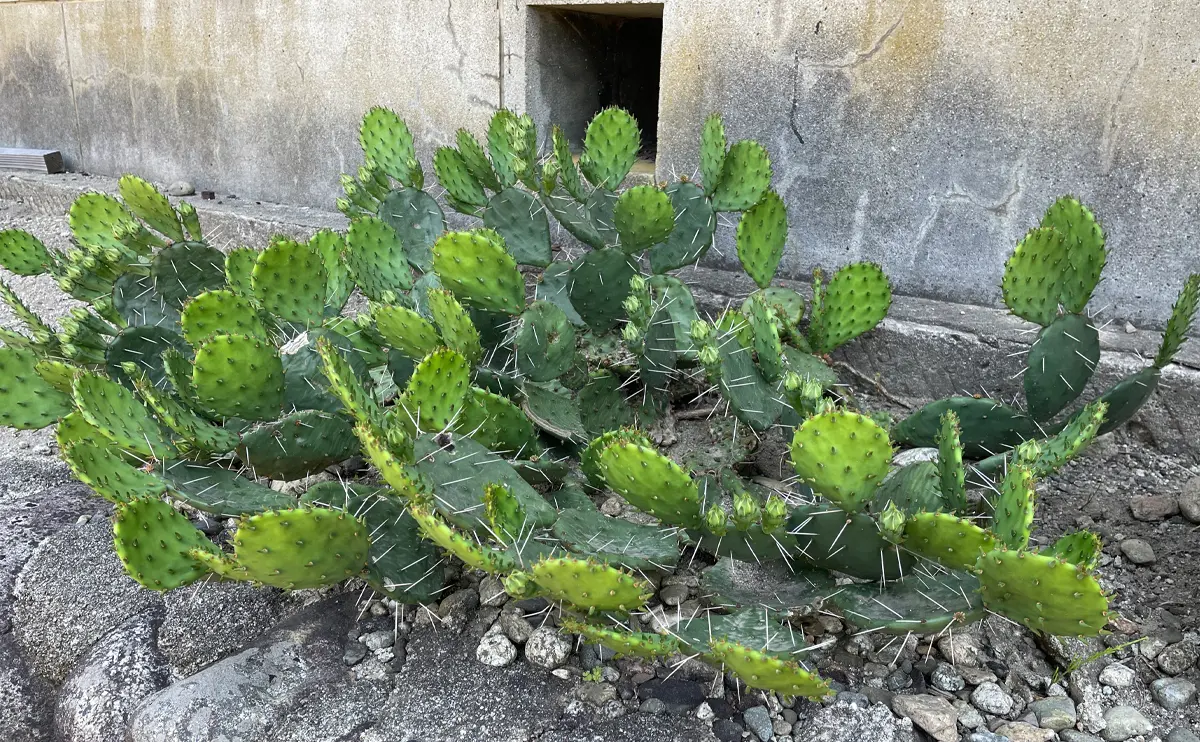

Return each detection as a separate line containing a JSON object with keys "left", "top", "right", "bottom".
{"left": 712, "top": 718, "right": 743, "bottom": 742}
{"left": 1118, "top": 539, "right": 1155, "bottom": 565}
{"left": 1167, "top": 729, "right": 1200, "bottom": 742}
{"left": 360, "top": 630, "right": 394, "bottom": 651}
{"left": 524, "top": 627, "right": 571, "bottom": 669}
{"left": 437, "top": 589, "right": 479, "bottom": 632}
{"left": 967, "top": 733, "right": 1010, "bottom": 742}
{"left": 1129, "top": 494, "right": 1179, "bottom": 521}
{"left": 1099, "top": 706, "right": 1152, "bottom": 742}
{"left": 499, "top": 611, "right": 533, "bottom": 644}
{"left": 696, "top": 702, "right": 715, "bottom": 722}
{"left": 343, "top": 642, "right": 368, "bottom": 666}
{"left": 167, "top": 180, "right": 195, "bottom": 196}
{"left": 1123, "top": 322, "right": 1137, "bottom": 334}
{"left": 1180, "top": 478, "right": 1200, "bottom": 523}
{"left": 885, "top": 669, "right": 912, "bottom": 691}
{"left": 639, "top": 678, "right": 706, "bottom": 715}
{"left": 578, "top": 681, "right": 617, "bottom": 707}
{"left": 1097, "top": 663, "right": 1135, "bottom": 688}
{"left": 939, "top": 634, "right": 982, "bottom": 667}
{"left": 891, "top": 693, "right": 958, "bottom": 742}
{"left": 971, "top": 681, "right": 1015, "bottom": 716}
{"left": 955, "top": 700, "right": 985, "bottom": 730}
{"left": 930, "top": 663, "right": 965, "bottom": 692}
{"left": 1157, "top": 640, "right": 1200, "bottom": 675}
{"left": 743, "top": 706, "right": 773, "bottom": 741}
{"left": 1060, "top": 732, "right": 1104, "bottom": 742}
{"left": 792, "top": 700, "right": 916, "bottom": 742}
{"left": 639, "top": 698, "right": 666, "bottom": 715}
{"left": 659, "top": 584, "right": 689, "bottom": 607}
{"left": 995, "top": 722, "right": 1055, "bottom": 742}
{"left": 476, "top": 633, "right": 517, "bottom": 667}
{"left": 600, "top": 497, "right": 623, "bottom": 516}
{"left": 960, "top": 666, "right": 999, "bottom": 685}
{"left": 479, "top": 576, "right": 508, "bottom": 607}
{"left": 1150, "top": 676, "right": 1197, "bottom": 711}
{"left": 352, "top": 657, "right": 391, "bottom": 681}
{"left": 1028, "top": 696, "right": 1076, "bottom": 731}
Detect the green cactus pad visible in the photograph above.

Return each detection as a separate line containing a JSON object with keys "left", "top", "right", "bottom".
{"left": 359, "top": 107, "right": 416, "bottom": 184}
{"left": 345, "top": 216, "right": 413, "bottom": 302}
{"left": 744, "top": 293, "right": 785, "bottom": 382}
{"left": 0, "top": 347, "right": 74, "bottom": 430}
{"left": 1088, "top": 367, "right": 1157, "bottom": 436}
{"left": 579, "top": 107, "right": 640, "bottom": 191}
{"left": 413, "top": 433, "right": 556, "bottom": 531}
{"left": 487, "top": 109, "right": 527, "bottom": 191}
{"left": 280, "top": 329, "right": 369, "bottom": 414}
{"left": 596, "top": 440, "right": 702, "bottom": 528}
{"left": 236, "top": 410, "right": 359, "bottom": 481}
{"left": 612, "top": 185, "right": 674, "bottom": 253}
{"left": 903, "top": 512, "right": 998, "bottom": 571}
{"left": 1042, "top": 196, "right": 1106, "bottom": 313}
{"left": 586, "top": 188, "right": 621, "bottom": 248}
{"left": 810, "top": 262, "right": 892, "bottom": 354}
{"left": 34, "top": 359, "right": 76, "bottom": 395}
{"left": 699, "top": 558, "right": 835, "bottom": 611}
{"left": 355, "top": 423, "right": 420, "bottom": 497}
{"left": 0, "top": 229, "right": 55, "bottom": 276}
{"left": 581, "top": 428, "right": 651, "bottom": 488}
{"left": 1024, "top": 313, "right": 1099, "bottom": 421}
{"left": 56, "top": 410, "right": 104, "bottom": 449}
{"left": 113, "top": 497, "right": 217, "bottom": 591}
{"left": 1042, "top": 530, "right": 1102, "bottom": 570}
{"left": 640, "top": 301, "right": 681, "bottom": 399}
{"left": 515, "top": 301, "right": 577, "bottom": 382}
{"left": 871, "top": 461, "right": 943, "bottom": 515}
{"left": 378, "top": 188, "right": 445, "bottom": 273}
{"left": 1154, "top": 273, "right": 1200, "bottom": 368}
{"left": 223, "top": 247, "right": 259, "bottom": 296}
{"left": 156, "top": 459, "right": 293, "bottom": 515}
{"left": 710, "top": 140, "right": 772, "bottom": 212}
{"left": 192, "top": 334, "right": 285, "bottom": 421}
{"left": 977, "top": 548, "right": 1109, "bottom": 635}
{"left": 578, "top": 373, "right": 637, "bottom": 439}
{"left": 181, "top": 289, "right": 268, "bottom": 345}
{"left": 427, "top": 289, "right": 483, "bottom": 366}
{"left": 561, "top": 618, "right": 680, "bottom": 660}
{"left": 316, "top": 336, "right": 382, "bottom": 425}
{"left": 133, "top": 375, "right": 241, "bottom": 454}
{"left": 431, "top": 230, "right": 525, "bottom": 315}
{"left": 1025, "top": 399, "right": 1105, "bottom": 477}
{"left": 457, "top": 387, "right": 536, "bottom": 455}
{"left": 533, "top": 261, "right": 585, "bottom": 327}
{"left": 194, "top": 507, "right": 370, "bottom": 589}
{"left": 936, "top": 410, "right": 968, "bottom": 511}
{"left": 434, "top": 146, "right": 488, "bottom": 214}
{"left": 456, "top": 128, "right": 501, "bottom": 192}
{"left": 409, "top": 501, "right": 515, "bottom": 574}
{"left": 707, "top": 640, "right": 830, "bottom": 701}
{"left": 529, "top": 556, "right": 651, "bottom": 613}
{"left": 893, "top": 397, "right": 1039, "bottom": 459}
{"left": 251, "top": 239, "right": 329, "bottom": 325}
{"left": 483, "top": 481, "right": 527, "bottom": 543}
{"left": 1001, "top": 227, "right": 1070, "bottom": 326}
{"left": 699, "top": 113, "right": 727, "bottom": 197}
{"left": 397, "top": 348, "right": 470, "bottom": 433}
{"left": 736, "top": 191, "right": 788, "bottom": 289}
{"left": 789, "top": 411, "right": 891, "bottom": 512}
{"left": 994, "top": 465, "right": 1036, "bottom": 549}
{"left": 542, "top": 189, "right": 606, "bottom": 250}
{"left": 151, "top": 242, "right": 227, "bottom": 309}
{"left": 69, "top": 192, "right": 137, "bottom": 250}
{"left": 483, "top": 188, "right": 552, "bottom": 267}
{"left": 374, "top": 304, "right": 441, "bottom": 359}
{"left": 551, "top": 507, "right": 680, "bottom": 571}
{"left": 521, "top": 382, "right": 588, "bottom": 442}
{"left": 711, "top": 333, "right": 785, "bottom": 431}
{"left": 569, "top": 248, "right": 637, "bottom": 332}
{"left": 117, "top": 175, "right": 185, "bottom": 241}
{"left": 787, "top": 505, "right": 914, "bottom": 581}
{"left": 307, "top": 229, "right": 351, "bottom": 310}
{"left": 830, "top": 568, "right": 984, "bottom": 634}
{"left": 62, "top": 439, "right": 169, "bottom": 504}
{"left": 647, "top": 181, "right": 717, "bottom": 273}
{"left": 73, "top": 370, "right": 174, "bottom": 457}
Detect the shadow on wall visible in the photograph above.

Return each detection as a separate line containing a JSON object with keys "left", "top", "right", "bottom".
{"left": 0, "top": 42, "right": 81, "bottom": 170}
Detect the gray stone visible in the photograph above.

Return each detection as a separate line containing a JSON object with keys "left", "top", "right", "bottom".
{"left": 1158, "top": 640, "right": 1200, "bottom": 674}
{"left": 475, "top": 631, "right": 517, "bottom": 667}
{"left": 1099, "top": 706, "right": 1153, "bottom": 742}
{"left": 436, "top": 588, "right": 479, "bottom": 632}
{"left": 361, "top": 630, "right": 395, "bottom": 651}
{"left": 1060, "top": 732, "right": 1104, "bottom": 742}
{"left": 0, "top": 634, "right": 48, "bottom": 742}
{"left": 930, "top": 662, "right": 965, "bottom": 692}
{"left": 995, "top": 722, "right": 1055, "bottom": 742}
{"left": 955, "top": 699, "right": 985, "bottom": 730}
{"left": 1097, "top": 662, "right": 1135, "bottom": 688}
{"left": 1118, "top": 538, "right": 1156, "bottom": 565}
{"left": 343, "top": 641, "right": 368, "bottom": 666}
{"left": 743, "top": 705, "right": 773, "bottom": 741}
{"left": 1167, "top": 729, "right": 1200, "bottom": 742}
{"left": 1181, "top": 477, "right": 1200, "bottom": 523}
{"left": 577, "top": 681, "right": 617, "bottom": 707}
{"left": 54, "top": 610, "right": 169, "bottom": 742}
{"left": 166, "top": 181, "right": 195, "bottom": 197}
{"left": 478, "top": 575, "right": 507, "bottom": 607}
{"left": 524, "top": 626, "right": 572, "bottom": 669}
{"left": 1028, "top": 696, "right": 1076, "bottom": 731}
{"left": 971, "top": 681, "right": 1016, "bottom": 716}
{"left": 966, "top": 733, "right": 1010, "bottom": 742}
{"left": 1129, "top": 494, "right": 1179, "bottom": 521}
{"left": 640, "top": 698, "right": 667, "bottom": 714}
{"left": 13, "top": 516, "right": 161, "bottom": 683}
{"left": 1150, "top": 677, "right": 1196, "bottom": 711}
{"left": 499, "top": 610, "right": 533, "bottom": 644}
{"left": 790, "top": 699, "right": 915, "bottom": 742}
{"left": 939, "top": 633, "right": 982, "bottom": 667}
{"left": 660, "top": 583, "right": 690, "bottom": 607}
{"left": 891, "top": 693, "right": 958, "bottom": 742}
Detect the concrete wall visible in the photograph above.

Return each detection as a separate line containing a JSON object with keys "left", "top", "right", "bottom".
{"left": 2, "top": 0, "right": 1199, "bottom": 327}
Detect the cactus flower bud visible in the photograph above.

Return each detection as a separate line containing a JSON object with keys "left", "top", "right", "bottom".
{"left": 628, "top": 274, "right": 647, "bottom": 294}
{"left": 879, "top": 500, "right": 906, "bottom": 544}
{"left": 698, "top": 344, "right": 720, "bottom": 370}
{"left": 621, "top": 323, "right": 642, "bottom": 344}
{"left": 622, "top": 295, "right": 642, "bottom": 318}
{"left": 703, "top": 503, "right": 728, "bottom": 537}
{"left": 732, "top": 491, "right": 760, "bottom": 532}
{"left": 503, "top": 571, "right": 538, "bottom": 599}
{"left": 690, "top": 319, "right": 712, "bottom": 344}
{"left": 761, "top": 494, "right": 788, "bottom": 534}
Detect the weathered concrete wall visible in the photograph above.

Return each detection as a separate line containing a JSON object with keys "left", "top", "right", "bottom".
{"left": 2, "top": 0, "right": 1199, "bottom": 325}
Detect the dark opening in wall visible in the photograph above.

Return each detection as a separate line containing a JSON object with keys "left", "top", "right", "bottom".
{"left": 527, "top": 4, "right": 663, "bottom": 164}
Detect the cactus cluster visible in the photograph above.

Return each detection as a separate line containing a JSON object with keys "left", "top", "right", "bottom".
{"left": 1, "top": 106, "right": 1196, "bottom": 703}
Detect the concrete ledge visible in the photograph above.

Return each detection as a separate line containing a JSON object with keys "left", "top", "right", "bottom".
{"left": 4, "top": 170, "right": 1197, "bottom": 459}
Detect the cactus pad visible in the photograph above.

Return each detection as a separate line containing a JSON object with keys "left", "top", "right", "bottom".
{"left": 1024, "top": 313, "right": 1099, "bottom": 421}
{"left": 457, "top": 387, "right": 536, "bottom": 455}
{"left": 483, "top": 187, "right": 552, "bottom": 267}
{"left": 193, "top": 507, "right": 370, "bottom": 589}
{"left": 710, "top": 140, "right": 771, "bottom": 212}
{"left": 359, "top": 107, "right": 416, "bottom": 184}
{"left": 62, "top": 439, "right": 169, "bottom": 503}
{"left": 192, "top": 334, "right": 285, "bottom": 421}
{"left": 516, "top": 301, "right": 577, "bottom": 382}
{"left": 432, "top": 230, "right": 525, "bottom": 315}
{"left": 569, "top": 248, "right": 637, "bottom": 332}
{"left": 648, "top": 181, "right": 717, "bottom": 273}
{"left": 379, "top": 188, "right": 445, "bottom": 272}
{"left": 521, "top": 382, "right": 588, "bottom": 442}
{"left": 427, "top": 289, "right": 483, "bottom": 366}
{"left": 787, "top": 505, "right": 914, "bottom": 581}
{"left": 374, "top": 305, "right": 441, "bottom": 359}
{"left": 113, "top": 497, "right": 218, "bottom": 591}
{"left": 1002, "top": 227, "right": 1069, "bottom": 326}
{"left": 316, "top": 336, "right": 382, "bottom": 425}
{"left": 789, "top": 411, "right": 891, "bottom": 512}
{"left": 1041, "top": 196, "right": 1106, "bottom": 313}
{"left": 903, "top": 512, "right": 997, "bottom": 571}
{"left": 936, "top": 410, "right": 968, "bottom": 512}
{"left": 578, "top": 373, "right": 637, "bottom": 439}
{"left": 1043, "top": 530, "right": 1102, "bottom": 570}
{"left": 743, "top": 293, "right": 785, "bottom": 381}
{"left": 810, "top": 263, "right": 891, "bottom": 354}
{"left": 397, "top": 348, "right": 470, "bottom": 433}
{"left": 251, "top": 239, "right": 329, "bottom": 324}
{"left": 994, "top": 465, "right": 1036, "bottom": 549}
{"left": 223, "top": 247, "right": 259, "bottom": 296}
{"left": 181, "top": 289, "right": 268, "bottom": 345}
{"left": 894, "top": 397, "right": 1038, "bottom": 459}
{"left": 613, "top": 185, "right": 675, "bottom": 253}
{"left": 434, "top": 146, "right": 488, "bottom": 213}
{"left": 871, "top": 461, "right": 943, "bottom": 515}
{"left": 408, "top": 501, "right": 515, "bottom": 573}
{"left": 1154, "top": 273, "right": 1200, "bottom": 369}
{"left": 69, "top": 192, "right": 137, "bottom": 250}
{"left": 735, "top": 191, "right": 788, "bottom": 289}
{"left": 151, "top": 242, "right": 226, "bottom": 309}
{"left": 0, "top": 229, "right": 54, "bottom": 275}
{"left": 581, "top": 428, "right": 651, "bottom": 488}
{"left": 73, "top": 370, "right": 174, "bottom": 457}
{"left": 561, "top": 618, "right": 680, "bottom": 660}
{"left": 579, "top": 107, "right": 640, "bottom": 191}
{"left": 977, "top": 548, "right": 1109, "bottom": 635}
{"left": 345, "top": 216, "right": 413, "bottom": 302}
{"left": 830, "top": 568, "right": 984, "bottom": 634}
{"left": 551, "top": 507, "right": 680, "bottom": 571}
{"left": 487, "top": 109, "right": 528, "bottom": 191}
{"left": 308, "top": 229, "right": 352, "bottom": 310}
{"left": 118, "top": 175, "right": 184, "bottom": 241}
{"left": 699, "top": 558, "right": 835, "bottom": 611}
{"left": 157, "top": 459, "right": 293, "bottom": 515}
{"left": 0, "top": 347, "right": 74, "bottom": 429}
{"left": 529, "top": 556, "right": 651, "bottom": 613}
{"left": 105, "top": 325, "right": 190, "bottom": 390}
{"left": 133, "top": 375, "right": 241, "bottom": 454}
{"left": 699, "top": 113, "right": 727, "bottom": 196}
{"left": 597, "top": 441, "right": 702, "bottom": 528}
{"left": 484, "top": 481, "right": 527, "bottom": 543}
{"left": 236, "top": 410, "right": 359, "bottom": 481}
{"left": 707, "top": 640, "right": 830, "bottom": 701}
{"left": 1090, "top": 367, "right": 1157, "bottom": 436}
{"left": 456, "top": 128, "right": 501, "bottom": 192}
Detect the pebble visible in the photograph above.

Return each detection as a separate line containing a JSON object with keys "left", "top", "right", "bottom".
{"left": 971, "top": 681, "right": 1015, "bottom": 716}
{"left": 939, "top": 634, "right": 982, "bottom": 667}
{"left": 639, "top": 698, "right": 666, "bottom": 715}
{"left": 885, "top": 669, "right": 912, "bottom": 691}
{"left": 167, "top": 180, "right": 195, "bottom": 196}
{"left": 1180, "top": 477, "right": 1200, "bottom": 523}
{"left": 499, "top": 611, "right": 534, "bottom": 644}
{"left": 1167, "top": 729, "right": 1200, "bottom": 742}
{"left": 1129, "top": 494, "right": 1179, "bottom": 521}
{"left": 600, "top": 497, "right": 623, "bottom": 516}
{"left": 967, "top": 733, "right": 1010, "bottom": 742}
{"left": 955, "top": 700, "right": 985, "bottom": 729}
{"left": 1157, "top": 640, "right": 1199, "bottom": 675}
{"left": 1028, "top": 696, "right": 1076, "bottom": 730}
{"left": 931, "top": 663, "right": 965, "bottom": 692}
{"left": 960, "top": 666, "right": 999, "bottom": 685}
{"left": 476, "top": 632, "right": 516, "bottom": 667}
{"left": 1118, "top": 539, "right": 1155, "bottom": 565}
{"left": 695, "top": 702, "right": 715, "bottom": 722}
{"left": 659, "top": 584, "right": 689, "bottom": 606}
{"left": 1099, "top": 706, "right": 1152, "bottom": 742}
{"left": 1097, "top": 663, "right": 1135, "bottom": 688}
{"left": 995, "top": 722, "right": 1055, "bottom": 742}
{"left": 712, "top": 719, "right": 743, "bottom": 742}
{"left": 478, "top": 576, "right": 508, "bottom": 607}
{"left": 891, "top": 693, "right": 958, "bottom": 742}
{"left": 343, "top": 642, "right": 368, "bottom": 666}
{"left": 1150, "top": 677, "right": 1197, "bottom": 711}
{"left": 742, "top": 706, "right": 773, "bottom": 741}
{"left": 360, "top": 630, "right": 394, "bottom": 651}
{"left": 1060, "top": 732, "right": 1103, "bottom": 742}
{"left": 352, "top": 657, "right": 391, "bottom": 681}
{"left": 525, "top": 627, "right": 572, "bottom": 669}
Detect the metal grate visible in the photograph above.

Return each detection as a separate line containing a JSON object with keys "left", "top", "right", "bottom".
{"left": 0, "top": 148, "right": 65, "bottom": 174}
